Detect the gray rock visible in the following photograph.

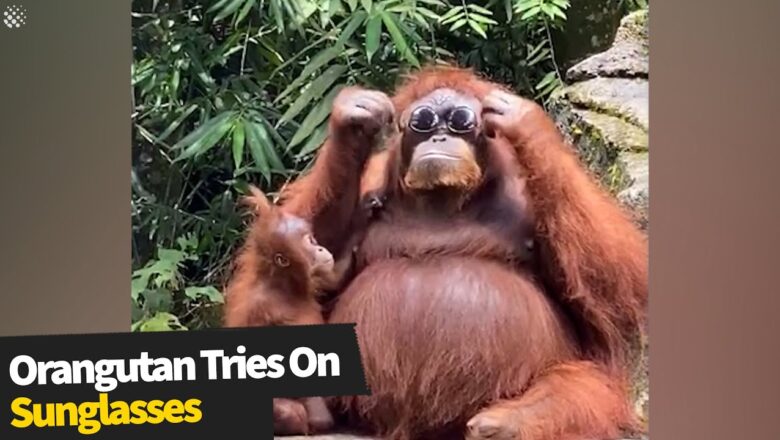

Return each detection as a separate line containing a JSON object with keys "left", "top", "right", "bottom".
{"left": 567, "top": 9, "right": 649, "bottom": 81}
{"left": 549, "top": 98, "right": 647, "bottom": 195}
{"left": 575, "top": 109, "right": 648, "bottom": 152}
{"left": 618, "top": 151, "right": 649, "bottom": 228}
{"left": 549, "top": 9, "right": 649, "bottom": 200}
{"left": 614, "top": 8, "right": 649, "bottom": 48}
{"left": 559, "top": 78, "right": 648, "bottom": 130}
{"left": 551, "top": 76, "right": 648, "bottom": 203}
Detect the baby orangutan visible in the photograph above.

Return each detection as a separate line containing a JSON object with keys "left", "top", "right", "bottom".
{"left": 223, "top": 186, "right": 351, "bottom": 434}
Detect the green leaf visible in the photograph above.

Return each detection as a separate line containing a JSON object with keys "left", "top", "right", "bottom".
{"left": 278, "top": 64, "right": 347, "bottom": 125}
{"left": 417, "top": 0, "right": 446, "bottom": 6}
{"left": 267, "top": 29, "right": 337, "bottom": 75}
{"left": 468, "top": 20, "right": 487, "bottom": 38}
{"left": 170, "top": 69, "right": 180, "bottom": 95}
{"left": 335, "top": 10, "right": 367, "bottom": 47}
{"left": 330, "top": 0, "right": 344, "bottom": 15}
{"left": 466, "top": 4, "right": 492, "bottom": 15}
{"left": 131, "top": 277, "right": 148, "bottom": 303}
{"left": 140, "top": 71, "right": 156, "bottom": 95}
{"left": 469, "top": 14, "right": 498, "bottom": 25}
{"left": 433, "top": 46, "right": 455, "bottom": 58}
{"left": 440, "top": 11, "right": 463, "bottom": 25}
{"left": 416, "top": 7, "right": 439, "bottom": 20}
{"left": 527, "top": 39, "right": 547, "bottom": 57}
{"left": 520, "top": 5, "right": 542, "bottom": 20}
{"left": 382, "top": 12, "right": 420, "bottom": 67}
{"left": 214, "top": 0, "right": 247, "bottom": 21}
{"left": 296, "top": 122, "right": 329, "bottom": 158}
{"left": 207, "top": 0, "right": 233, "bottom": 13}
{"left": 270, "top": 0, "right": 285, "bottom": 30}
{"left": 142, "top": 288, "right": 174, "bottom": 315}
{"left": 528, "top": 47, "right": 551, "bottom": 66}
{"left": 515, "top": 0, "right": 537, "bottom": 13}
{"left": 288, "top": 84, "right": 344, "bottom": 149}
{"left": 256, "top": 42, "right": 285, "bottom": 66}
{"left": 244, "top": 120, "right": 272, "bottom": 179}
{"left": 184, "top": 286, "right": 225, "bottom": 304}
{"left": 550, "top": 5, "right": 567, "bottom": 21}
{"left": 155, "top": 104, "right": 197, "bottom": 144}
{"left": 247, "top": 114, "right": 285, "bottom": 171}
{"left": 176, "top": 234, "right": 198, "bottom": 254}
{"left": 136, "top": 312, "right": 187, "bottom": 332}
{"left": 274, "top": 46, "right": 343, "bottom": 104}
{"left": 132, "top": 256, "right": 181, "bottom": 293}
{"left": 235, "top": 0, "right": 257, "bottom": 23}
{"left": 438, "top": 6, "right": 461, "bottom": 23}
{"left": 158, "top": 248, "right": 187, "bottom": 264}
{"left": 365, "top": 14, "right": 382, "bottom": 62}
{"left": 387, "top": 5, "right": 414, "bottom": 14}
{"left": 535, "top": 76, "right": 562, "bottom": 100}
{"left": 175, "top": 113, "right": 234, "bottom": 162}
{"left": 286, "top": 0, "right": 310, "bottom": 19}
{"left": 185, "top": 45, "right": 215, "bottom": 89}
{"left": 540, "top": 4, "right": 556, "bottom": 20}
{"left": 409, "top": 11, "right": 431, "bottom": 29}
{"left": 411, "top": 11, "right": 431, "bottom": 29}
{"left": 258, "top": 114, "right": 287, "bottom": 148}
{"left": 449, "top": 17, "right": 467, "bottom": 31}
{"left": 535, "top": 71, "right": 557, "bottom": 90}
{"left": 240, "top": 78, "right": 266, "bottom": 98}
{"left": 172, "top": 112, "right": 228, "bottom": 152}
{"left": 254, "top": 120, "right": 286, "bottom": 171}
{"left": 395, "top": 18, "right": 424, "bottom": 44}
{"left": 232, "top": 120, "right": 245, "bottom": 170}
{"left": 208, "top": 31, "right": 245, "bottom": 64}
{"left": 360, "top": 0, "right": 372, "bottom": 12}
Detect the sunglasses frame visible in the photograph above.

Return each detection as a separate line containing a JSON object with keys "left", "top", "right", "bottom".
{"left": 408, "top": 105, "right": 478, "bottom": 134}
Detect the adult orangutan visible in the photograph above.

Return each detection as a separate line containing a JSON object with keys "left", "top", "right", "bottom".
{"left": 278, "top": 66, "right": 648, "bottom": 440}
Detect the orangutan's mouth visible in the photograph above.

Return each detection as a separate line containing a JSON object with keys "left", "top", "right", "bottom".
{"left": 417, "top": 152, "right": 460, "bottom": 161}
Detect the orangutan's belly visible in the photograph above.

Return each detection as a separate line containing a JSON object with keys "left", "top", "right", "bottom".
{"left": 328, "top": 257, "right": 575, "bottom": 436}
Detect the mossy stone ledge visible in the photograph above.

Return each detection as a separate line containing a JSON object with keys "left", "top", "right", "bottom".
{"left": 550, "top": 9, "right": 650, "bottom": 230}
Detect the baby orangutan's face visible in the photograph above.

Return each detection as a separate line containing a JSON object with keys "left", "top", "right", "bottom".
{"left": 273, "top": 213, "right": 334, "bottom": 276}
{"left": 300, "top": 231, "right": 335, "bottom": 276}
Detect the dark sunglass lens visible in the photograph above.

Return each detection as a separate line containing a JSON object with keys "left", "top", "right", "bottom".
{"left": 409, "top": 107, "right": 438, "bottom": 132}
{"left": 448, "top": 107, "right": 477, "bottom": 133}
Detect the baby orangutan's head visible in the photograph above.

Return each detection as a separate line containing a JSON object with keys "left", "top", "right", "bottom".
{"left": 243, "top": 187, "right": 334, "bottom": 280}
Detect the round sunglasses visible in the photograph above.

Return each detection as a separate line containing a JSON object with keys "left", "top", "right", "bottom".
{"left": 408, "top": 106, "right": 478, "bottom": 134}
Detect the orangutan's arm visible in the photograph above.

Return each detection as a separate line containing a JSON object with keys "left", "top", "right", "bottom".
{"left": 280, "top": 88, "right": 394, "bottom": 257}
{"left": 483, "top": 91, "right": 648, "bottom": 367}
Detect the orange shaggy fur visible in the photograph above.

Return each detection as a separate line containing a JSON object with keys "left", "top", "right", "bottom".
{"left": 223, "top": 187, "right": 350, "bottom": 435}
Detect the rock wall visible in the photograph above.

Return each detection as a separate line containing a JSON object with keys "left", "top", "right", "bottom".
{"left": 550, "top": 9, "right": 649, "bottom": 230}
